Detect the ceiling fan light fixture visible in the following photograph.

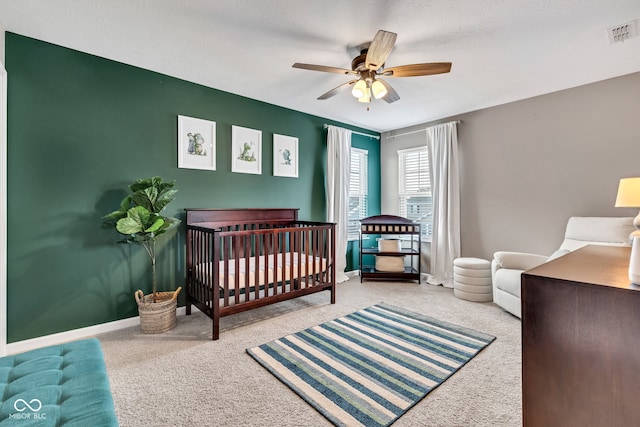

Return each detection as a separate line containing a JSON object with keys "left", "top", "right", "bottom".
{"left": 371, "top": 80, "right": 387, "bottom": 99}
{"left": 352, "top": 79, "right": 367, "bottom": 98}
{"left": 293, "top": 29, "right": 451, "bottom": 105}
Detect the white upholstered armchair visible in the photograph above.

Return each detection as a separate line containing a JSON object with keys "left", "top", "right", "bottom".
{"left": 492, "top": 217, "right": 635, "bottom": 318}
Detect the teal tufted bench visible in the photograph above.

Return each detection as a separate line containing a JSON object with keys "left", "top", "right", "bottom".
{"left": 0, "top": 338, "right": 118, "bottom": 426}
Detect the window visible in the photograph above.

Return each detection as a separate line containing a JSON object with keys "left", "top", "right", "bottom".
{"left": 398, "top": 147, "right": 432, "bottom": 239}
{"left": 348, "top": 148, "right": 368, "bottom": 240}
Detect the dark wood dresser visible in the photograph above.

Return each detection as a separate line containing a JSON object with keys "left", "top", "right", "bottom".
{"left": 522, "top": 245, "right": 640, "bottom": 427}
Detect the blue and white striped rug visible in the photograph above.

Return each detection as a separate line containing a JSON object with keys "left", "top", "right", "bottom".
{"left": 247, "top": 303, "right": 496, "bottom": 427}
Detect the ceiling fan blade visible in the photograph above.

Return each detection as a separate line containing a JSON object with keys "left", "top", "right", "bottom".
{"left": 377, "top": 79, "right": 400, "bottom": 103}
{"left": 383, "top": 62, "right": 452, "bottom": 77}
{"left": 365, "top": 30, "right": 397, "bottom": 71}
{"left": 317, "top": 80, "right": 358, "bottom": 100}
{"left": 292, "top": 63, "right": 357, "bottom": 75}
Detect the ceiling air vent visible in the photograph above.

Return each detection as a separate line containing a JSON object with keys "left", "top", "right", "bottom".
{"left": 607, "top": 20, "right": 637, "bottom": 44}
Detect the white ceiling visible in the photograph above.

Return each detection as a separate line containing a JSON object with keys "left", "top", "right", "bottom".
{"left": 1, "top": 0, "right": 639, "bottom": 132}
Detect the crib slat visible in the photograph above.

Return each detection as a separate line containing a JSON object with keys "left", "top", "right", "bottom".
{"left": 307, "top": 228, "right": 312, "bottom": 287}
{"left": 299, "top": 227, "right": 304, "bottom": 287}
{"left": 234, "top": 235, "right": 241, "bottom": 305}
{"left": 211, "top": 230, "right": 220, "bottom": 339}
{"left": 305, "top": 229, "right": 311, "bottom": 284}
{"left": 273, "top": 231, "right": 278, "bottom": 296}
{"left": 244, "top": 235, "right": 250, "bottom": 303}
{"left": 254, "top": 232, "right": 260, "bottom": 300}
{"left": 312, "top": 227, "right": 318, "bottom": 286}
{"left": 223, "top": 235, "right": 230, "bottom": 307}
{"left": 290, "top": 228, "right": 295, "bottom": 287}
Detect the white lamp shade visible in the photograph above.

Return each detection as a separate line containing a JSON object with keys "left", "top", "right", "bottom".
{"left": 615, "top": 177, "right": 640, "bottom": 207}
{"left": 371, "top": 80, "right": 387, "bottom": 99}
{"left": 358, "top": 90, "right": 371, "bottom": 103}
{"left": 352, "top": 80, "right": 367, "bottom": 99}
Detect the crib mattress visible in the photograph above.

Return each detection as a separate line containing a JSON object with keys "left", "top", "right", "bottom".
{"left": 195, "top": 252, "right": 327, "bottom": 289}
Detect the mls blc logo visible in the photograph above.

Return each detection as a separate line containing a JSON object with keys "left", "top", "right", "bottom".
{"left": 9, "top": 398, "right": 46, "bottom": 420}
{"left": 14, "top": 399, "right": 42, "bottom": 412}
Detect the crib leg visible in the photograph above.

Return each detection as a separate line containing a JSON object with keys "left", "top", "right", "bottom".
{"left": 185, "top": 292, "right": 191, "bottom": 315}
{"left": 212, "top": 319, "right": 219, "bottom": 340}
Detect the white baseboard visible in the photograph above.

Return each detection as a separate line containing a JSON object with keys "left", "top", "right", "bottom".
{"left": 4, "top": 273, "right": 368, "bottom": 355}
{"left": 5, "top": 307, "right": 188, "bottom": 356}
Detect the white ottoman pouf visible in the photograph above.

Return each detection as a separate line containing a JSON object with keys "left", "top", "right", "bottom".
{"left": 453, "top": 257, "right": 493, "bottom": 302}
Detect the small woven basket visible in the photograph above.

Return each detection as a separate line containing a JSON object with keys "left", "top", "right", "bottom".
{"left": 134, "top": 287, "right": 182, "bottom": 334}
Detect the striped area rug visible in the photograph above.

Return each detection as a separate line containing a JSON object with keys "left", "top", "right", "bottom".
{"left": 247, "top": 303, "right": 495, "bottom": 427}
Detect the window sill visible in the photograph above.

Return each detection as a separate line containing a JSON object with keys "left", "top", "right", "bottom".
{"left": 397, "top": 235, "right": 431, "bottom": 244}
{"left": 358, "top": 235, "right": 431, "bottom": 244}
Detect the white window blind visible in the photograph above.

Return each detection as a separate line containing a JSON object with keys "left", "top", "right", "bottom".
{"left": 398, "top": 147, "right": 432, "bottom": 239}
{"left": 348, "top": 148, "right": 368, "bottom": 240}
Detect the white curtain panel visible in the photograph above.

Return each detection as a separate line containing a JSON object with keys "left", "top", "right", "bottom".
{"left": 326, "top": 125, "right": 351, "bottom": 283}
{"left": 426, "top": 122, "right": 460, "bottom": 287}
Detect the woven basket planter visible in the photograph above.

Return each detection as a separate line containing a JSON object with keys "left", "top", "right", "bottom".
{"left": 134, "top": 287, "right": 182, "bottom": 334}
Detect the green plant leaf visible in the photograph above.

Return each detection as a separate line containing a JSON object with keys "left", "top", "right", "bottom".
{"left": 115, "top": 206, "right": 150, "bottom": 235}
{"left": 129, "top": 177, "right": 158, "bottom": 193}
{"left": 125, "top": 177, "right": 177, "bottom": 213}
{"left": 130, "top": 189, "right": 153, "bottom": 212}
{"left": 155, "top": 189, "right": 177, "bottom": 212}
{"left": 145, "top": 186, "right": 159, "bottom": 206}
{"left": 102, "top": 209, "right": 125, "bottom": 221}
{"left": 119, "top": 195, "right": 133, "bottom": 211}
{"left": 117, "top": 219, "right": 140, "bottom": 235}
{"left": 101, "top": 209, "right": 126, "bottom": 229}
{"left": 116, "top": 217, "right": 143, "bottom": 235}
{"left": 144, "top": 216, "right": 165, "bottom": 233}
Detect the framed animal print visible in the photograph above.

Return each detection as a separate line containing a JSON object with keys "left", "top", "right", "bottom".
{"left": 177, "top": 115, "right": 216, "bottom": 171}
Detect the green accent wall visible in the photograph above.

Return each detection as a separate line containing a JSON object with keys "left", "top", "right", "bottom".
{"left": 5, "top": 33, "right": 380, "bottom": 342}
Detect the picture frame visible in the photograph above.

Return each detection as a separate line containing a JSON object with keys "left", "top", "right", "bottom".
{"left": 177, "top": 115, "right": 216, "bottom": 170}
{"left": 273, "top": 134, "right": 299, "bottom": 178}
{"left": 231, "top": 125, "right": 262, "bottom": 175}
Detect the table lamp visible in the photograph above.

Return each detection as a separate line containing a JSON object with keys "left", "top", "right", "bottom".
{"left": 615, "top": 177, "right": 640, "bottom": 284}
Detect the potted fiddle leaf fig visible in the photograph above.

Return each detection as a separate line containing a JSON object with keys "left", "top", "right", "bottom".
{"left": 102, "top": 176, "right": 182, "bottom": 333}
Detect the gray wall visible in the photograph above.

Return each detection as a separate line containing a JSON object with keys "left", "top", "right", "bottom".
{"left": 0, "top": 26, "right": 4, "bottom": 62}
{"left": 381, "top": 71, "right": 640, "bottom": 261}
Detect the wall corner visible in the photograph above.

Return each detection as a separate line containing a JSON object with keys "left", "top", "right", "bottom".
{"left": 0, "top": 20, "right": 5, "bottom": 64}
{"left": 0, "top": 41, "right": 6, "bottom": 356}
{"left": 0, "top": 18, "right": 6, "bottom": 356}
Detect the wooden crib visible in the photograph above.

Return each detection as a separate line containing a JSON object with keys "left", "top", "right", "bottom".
{"left": 185, "top": 208, "right": 336, "bottom": 340}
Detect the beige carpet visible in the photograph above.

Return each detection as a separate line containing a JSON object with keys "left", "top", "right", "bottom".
{"left": 98, "top": 277, "right": 522, "bottom": 426}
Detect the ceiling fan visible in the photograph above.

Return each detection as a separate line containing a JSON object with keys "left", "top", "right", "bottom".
{"left": 292, "top": 30, "right": 452, "bottom": 104}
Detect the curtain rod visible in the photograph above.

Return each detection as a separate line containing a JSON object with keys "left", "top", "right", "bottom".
{"left": 322, "top": 124, "right": 380, "bottom": 140}
{"left": 384, "top": 120, "right": 461, "bottom": 139}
